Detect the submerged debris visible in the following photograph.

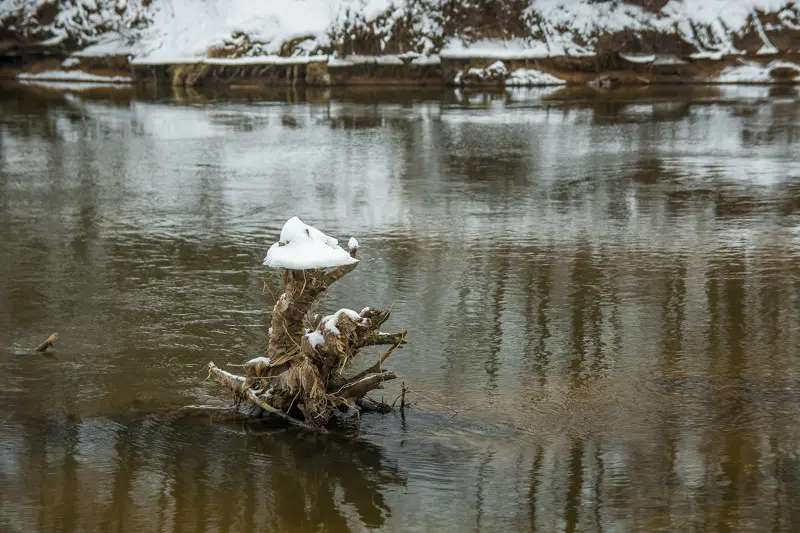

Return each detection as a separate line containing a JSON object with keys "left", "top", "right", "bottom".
{"left": 35, "top": 333, "right": 58, "bottom": 353}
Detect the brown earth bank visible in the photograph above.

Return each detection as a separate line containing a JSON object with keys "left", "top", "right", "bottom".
{"left": 2, "top": 53, "right": 799, "bottom": 89}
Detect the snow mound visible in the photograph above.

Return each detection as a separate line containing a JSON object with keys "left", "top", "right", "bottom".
{"left": 454, "top": 60, "right": 508, "bottom": 85}
{"left": 306, "top": 331, "right": 325, "bottom": 348}
{"left": 505, "top": 68, "right": 566, "bottom": 86}
{"left": 717, "top": 60, "right": 800, "bottom": 83}
{"left": 320, "top": 309, "right": 363, "bottom": 335}
{"left": 263, "top": 217, "right": 359, "bottom": 270}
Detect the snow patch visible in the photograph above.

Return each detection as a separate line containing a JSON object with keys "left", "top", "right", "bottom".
{"left": 348, "top": 237, "right": 359, "bottom": 250}
{"left": 61, "top": 57, "right": 81, "bottom": 68}
{"left": 757, "top": 43, "right": 779, "bottom": 55}
{"left": 717, "top": 60, "right": 800, "bottom": 83}
{"left": 327, "top": 54, "right": 405, "bottom": 67}
{"left": 620, "top": 54, "right": 656, "bottom": 64}
{"left": 505, "top": 68, "right": 566, "bottom": 86}
{"left": 442, "top": 38, "right": 551, "bottom": 59}
{"left": 246, "top": 356, "right": 271, "bottom": 365}
{"left": 454, "top": 60, "right": 508, "bottom": 85}
{"left": 263, "top": 216, "right": 358, "bottom": 270}
{"left": 16, "top": 80, "right": 131, "bottom": 92}
{"left": 411, "top": 54, "right": 441, "bottom": 65}
{"left": 306, "top": 331, "right": 325, "bottom": 348}
{"left": 653, "top": 55, "right": 688, "bottom": 66}
{"left": 690, "top": 51, "right": 726, "bottom": 60}
{"left": 203, "top": 55, "right": 328, "bottom": 66}
{"left": 320, "top": 308, "right": 362, "bottom": 335}
{"left": 752, "top": 12, "right": 780, "bottom": 55}
{"left": 17, "top": 70, "right": 133, "bottom": 84}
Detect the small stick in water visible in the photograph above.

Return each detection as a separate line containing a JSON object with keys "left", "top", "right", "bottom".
{"left": 35, "top": 333, "right": 58, "bottom": 353}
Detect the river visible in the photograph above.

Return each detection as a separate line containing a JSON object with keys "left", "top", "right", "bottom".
{"left": 1, "top": 83, "right": 799, "bottom": 532}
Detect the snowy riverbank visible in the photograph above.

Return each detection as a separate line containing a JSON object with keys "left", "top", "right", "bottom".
{"left": 1, "top": 1, "right": 799, "bottom": 87}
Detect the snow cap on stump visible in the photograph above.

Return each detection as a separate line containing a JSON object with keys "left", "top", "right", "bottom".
{"left": 264, "top": 216, "right": 359, "bottom": 270}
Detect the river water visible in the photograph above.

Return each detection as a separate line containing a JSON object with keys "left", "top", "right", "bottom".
{"left": 1, "top": 83, "right": 799, "bottom": 532}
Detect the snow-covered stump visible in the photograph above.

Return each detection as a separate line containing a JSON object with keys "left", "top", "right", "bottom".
{"left": 208, "top": 217, "right": 406, "bottom": 431}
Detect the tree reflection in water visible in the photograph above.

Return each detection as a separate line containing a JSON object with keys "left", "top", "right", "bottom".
{"left": 0, "top": 411, "right": 404, "bottom": 533}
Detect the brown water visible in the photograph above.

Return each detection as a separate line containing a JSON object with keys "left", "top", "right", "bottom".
{"left": 1, "top": 83, "right": 799, "bottom": 533}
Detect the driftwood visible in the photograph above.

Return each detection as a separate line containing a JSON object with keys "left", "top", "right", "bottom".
{"left": 208, "top": 236, "right": 407, "bottom": 429}
{"left": 35, "top": 333, "right": 57, "bottom": 352}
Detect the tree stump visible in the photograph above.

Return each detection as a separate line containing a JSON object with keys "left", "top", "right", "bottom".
{"left": 208, "top": 217, "right": 406, "bottom": 430}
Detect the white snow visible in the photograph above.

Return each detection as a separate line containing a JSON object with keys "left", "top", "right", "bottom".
{"left": 61, "top": 57, "right": 81, "bottom": 68}
{"left": 620, "top": 54, "right": 656, "bottom": 64}
{"left": 246, "top": 356, "right": 271, "bottom": 365}
{"left": 203, "top": 55, "right": 328, "bottom": 66}
{"left": 16, "top": 70, "right": 132, "bottom": 84}
{"left": 327, "top": 54, "right": 406, "bottom": 67}
{"left": 505, "top": 68, "right": 566, "bottom": 86}
{"left": 41, "top": 34, "right": 67, "bottom": 45}
{"left": 17, "top": 80, "right": 131, "bottom": 92}
{"left": 442, "top": 38, "right": 551, "bottom": 59}
{"left": 263, "top": 216, "right": 359, "bottom": 270}
{"left": 348, "top": 237, "right": 359, "bottom": 250}
{"left": 716, "top": 60, "right": 800, "bottom": 83}
{"left": 690, "top": 51, "right": 726, "bottom": 60}
{"left": 756, "top": 43, "right": 779, "bottom": 55}
{"left": 132, "top": 0, "right": 397, "bottom": 63}
{"left": 374, "top": 55, "right": 405, "bottom": 65}
{"left": 752, "top": 12, "right": 780, "bottom": 54}
{"left": 652, "top": 55, "right": 688, "bottom": 65}
{"left": 320, "top": 308, "right": 362, "bottom": 335}
{"left": 454, "top": 60, "right": 508, "bottom": 84}
{"left": 411, "top": 54, "right": 441, "bottom": 66}
{"left": 306, "top": 331, "right": 325, "bottom": 348}
{"left": 4, "top": 0, "right": 799, "bottom": 68}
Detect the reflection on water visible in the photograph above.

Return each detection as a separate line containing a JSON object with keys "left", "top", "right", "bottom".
{"left": 0, "top": 412, "right": 403, "bottom": 532}
{"left": 1, "top": 84, "right": 799, "bottom": 532}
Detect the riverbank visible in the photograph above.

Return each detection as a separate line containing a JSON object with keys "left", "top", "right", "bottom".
{"left": 2, "top": 1, "right": 799, "bottom": 88}
{"left": 3, "top": 51, "right": 800, "bottom": 90}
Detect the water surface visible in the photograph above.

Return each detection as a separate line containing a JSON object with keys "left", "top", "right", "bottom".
{"left": 1, "top": 83, "right": 799, "bottom": 532}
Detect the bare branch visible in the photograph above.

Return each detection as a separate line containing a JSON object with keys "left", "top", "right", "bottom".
{"left": 323, "top": 262, "right": 359, "bottom": 286}
{"left": 339, "top": 372, "right": 398, "bottom": 398}
{"left": 347, "top": 330, "right": 407, "bottom": 384}
{"left": 358, "top": 330, "right": 408, "bottom": 348}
